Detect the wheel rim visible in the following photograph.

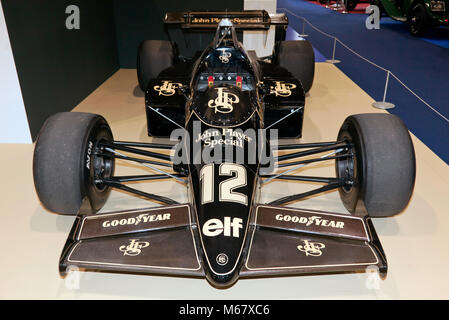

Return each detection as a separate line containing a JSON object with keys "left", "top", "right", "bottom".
{"left": 81, "top": 120, "right": 115, "bottom": 213}
{"left": 336, "top": 138, "right": 356, "bottom": 193}
{"left": 93, "top": 139, "right": 114, "bottom": 192}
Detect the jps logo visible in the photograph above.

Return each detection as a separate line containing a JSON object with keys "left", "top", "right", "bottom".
{"left": 119, "top": 239, "right": 150, "bottom": 256}
{"left": 297, "top": 240, "right": 325, "bottom": 257}
{"left": 270, "top": 81, "right": 296, "bottom": 97}
{"left": 153, "top": 81, "right": 182, "bottom": 96}
{"left": 208, "top": 87, "right": 239, "bottom": 114}
{"left": 202, "top": 217, "right": 243, "bottom": 238}
{"left": 219, "top": 51, "right": 232, "bottom": 63}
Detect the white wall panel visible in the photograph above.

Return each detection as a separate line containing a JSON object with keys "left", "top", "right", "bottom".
{"left": 0, "top": 4, "right": 31, "bottom": 143}
{"left": 243, "top": 0, "right": 277, "bottom": 57}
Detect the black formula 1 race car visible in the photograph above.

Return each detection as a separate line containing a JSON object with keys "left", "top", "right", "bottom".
{"left": 33, "top": 11, "right": 415, "bottom": 288}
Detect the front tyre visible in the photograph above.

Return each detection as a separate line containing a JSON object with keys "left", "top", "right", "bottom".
{"left": 33, "top": 112, "right": 115, "bottom": 215}
{"left": 336, "top": 113, "right": 415, "bottom": 217}
{"left": 344, "top": 0, "right": 358, "bottom": 11}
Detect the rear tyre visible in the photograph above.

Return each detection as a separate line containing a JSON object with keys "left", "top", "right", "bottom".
{"left": 137, "top": 40, "right": 177, "bottom": 91}
{"left": 336, "top": 114, "right": 415, "bottom": 217}
{"left": 370, "top": 0, "right": 386, "bottom": 16}
{"left": 409, "top": 3, "right": 429, "bottom": 36}
{"left": 33, "top": 112, "right": 115, "bottom": 215}
{"left": 274, "top": 40, "right": 315, "bottom": 93}
{"left": 344, "top": 0, "right": 358, "bottom": 11}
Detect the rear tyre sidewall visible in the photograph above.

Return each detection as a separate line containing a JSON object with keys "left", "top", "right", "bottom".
{"left": 137, "top": 40, "right": 177, "bottom": 91}
{"left": 371, "top": 0, "right": 386, "bottom": 15}
{"left": 274, "top": 40, "right": 315, "bottom": 93}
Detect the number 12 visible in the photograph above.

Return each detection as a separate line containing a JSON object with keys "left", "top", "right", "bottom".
{"left": 200, "top": 163, "right": 248, "bottom": 206}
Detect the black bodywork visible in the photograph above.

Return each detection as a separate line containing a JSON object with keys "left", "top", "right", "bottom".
{"left": 146, "top": 11, "right": 304, "bottom": 139}
{"left": 60, "top": 11, "right": 387, "bottom": 288}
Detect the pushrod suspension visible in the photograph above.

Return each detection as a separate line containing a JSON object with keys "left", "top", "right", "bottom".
{"left": 105, "top": 174, "right": 185, "bottom": 183}
{"left": 97, "top": 152, "right": 172, "bottom": 167}
{"left": 260, "top": 175, "right": 344, "bottom": 184}
{"left": 99, "top": 141, "right": 172, "bottom": 161}
{"left": 277, "top": 154, "right": 350, "bottom": 168}
{"left": 277, "top": 142, "right": 349, "bottom": 162}
{"left": 268, "top": 182, "right": 344, "bottom": 206}
{"left": 113, "top": 141, "right": 177, "bottom": 150}
{"left": 276, "top": 141, "right": 343, "bottom": 150}
{"left": 102, "top": 179, "right": 179, "bottom": 205}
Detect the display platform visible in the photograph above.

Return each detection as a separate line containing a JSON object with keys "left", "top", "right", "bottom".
{"left": 1, "top": 64, "right": 448, "bottom": 299}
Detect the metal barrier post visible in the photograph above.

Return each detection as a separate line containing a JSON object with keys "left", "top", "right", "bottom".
{"left": 326, "top": 38, "right": 341, "bottom": 64}
{"left": 372, "top": 71, "right": 395, "bottom": 109}
{"left": 299, "top": 19, "right": 308, "bottom": 37}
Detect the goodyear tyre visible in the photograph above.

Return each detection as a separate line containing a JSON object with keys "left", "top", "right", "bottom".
{"left": 336, "top": 113, "right": 416, "bottom": 217}
{"left": 33, "top": 112, "right": 115, "bottom": 215}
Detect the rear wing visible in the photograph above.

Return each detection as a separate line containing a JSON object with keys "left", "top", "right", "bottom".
{"left": 164, "top": 10, "right": 288, "bottom": 30}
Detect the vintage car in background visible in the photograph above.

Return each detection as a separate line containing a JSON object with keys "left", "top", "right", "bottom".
{"left": 379, "top": 0, "right": 448, "bottom": 35}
